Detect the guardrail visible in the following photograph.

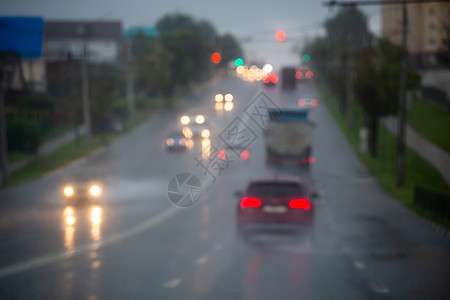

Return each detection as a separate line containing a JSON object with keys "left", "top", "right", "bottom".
{"left": 414, "top": 184, "right": 450, "bottom": 219}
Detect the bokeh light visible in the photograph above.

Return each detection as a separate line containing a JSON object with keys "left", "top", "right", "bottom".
{"left": 276, "top": 30, "right": 285, "bottom": 42}
{"left": 263, "top": 64, "right": 273, "bottom": 73}
{"left": 211, "top": 52, "right": 221, "bottom": 64}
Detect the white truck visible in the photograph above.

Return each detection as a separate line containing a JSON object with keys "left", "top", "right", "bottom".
{"left": 266, "top": 109, "right": 313, "bottom": 170}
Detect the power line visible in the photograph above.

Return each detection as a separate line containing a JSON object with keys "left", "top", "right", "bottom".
{"left": 324, "top": 0, "right": 450, "bottom": 6}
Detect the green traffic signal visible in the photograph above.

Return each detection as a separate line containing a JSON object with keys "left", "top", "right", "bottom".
{"left": 235, "top": 58, "right": 243, "bottom": 67}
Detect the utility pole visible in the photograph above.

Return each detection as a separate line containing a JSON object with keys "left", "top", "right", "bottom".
{"left": 0, "top": 75, "right": 9, "bottom": 186}
{"left": 396, "top": 2, "right": 408, "bottom": 186}
{"left": 81, "top": 25, "right": 91, "bottom": 151}
{"left": 345, "top": 34, "right": 354, "bottom": 124}
{"left": 126, "top": 40, "right": 135, "bottom": 123}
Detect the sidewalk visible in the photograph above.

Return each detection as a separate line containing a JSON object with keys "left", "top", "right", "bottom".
{"left": 6, "top": 125, "right": 86, "bottom": 173}
{"left": 382, "top": 117, "right": 450, "bottom": 186}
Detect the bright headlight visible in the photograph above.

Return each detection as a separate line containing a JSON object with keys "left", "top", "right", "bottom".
{"left": 180, "top": 116, "right": 190, "bottom": 125}
{"left": 196, "top": 115, "right": 205, "bottom": 124}
{"left": 201, "top": 129, "right": 211, "bottom": 139}
{"left": 224, "top": 93, "right": 233, "bottom": 102}
{"left": 64, "top": 186, "right": 74, "bottom": 197}
{"left": 215, "top": 94, "right": 224, "bottom": 102}
{"left": 90, "top": 185, "right": 101, "bottom": 197}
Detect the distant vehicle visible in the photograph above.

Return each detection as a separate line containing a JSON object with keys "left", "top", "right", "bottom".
{"left": 295, "top": 66, "right": 313, "bottom": 83}
{"left": 281, "top": 67, "right": 297, "bottom": 90}
{"left": 262, "top": 72, "right": 279, "bottom": 87}
{"left": 63, "top": 169, "right": 104, "bottom": 202}
{"left": 166, "top": 131, "right": 189, "bottom": 151}
{"left": 265, "top": 109, "right": 314, "bottom": 170}
{"left": 180, "top": 113, "right": 210, "bottom": 139}
{"left": 214, "top": 93, "right": 234, "bottom": 103}
{"left": 236, "top": 178, "right": 315, "bottom": 240}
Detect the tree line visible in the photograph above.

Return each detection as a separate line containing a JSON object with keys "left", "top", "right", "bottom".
{"left": 303, "top": 7, "right": 420, "bottom": 157}
{"left": 7, "top": 12, "right": 243, "bottom": 153}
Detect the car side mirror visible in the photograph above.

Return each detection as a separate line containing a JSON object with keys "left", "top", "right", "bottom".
{"left": 234, "top": 191, "right": 243, "bottom": 198}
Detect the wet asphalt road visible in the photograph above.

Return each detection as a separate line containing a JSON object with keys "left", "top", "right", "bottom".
{"left": 0, "top": 75, "right": 449, "bottom": 300}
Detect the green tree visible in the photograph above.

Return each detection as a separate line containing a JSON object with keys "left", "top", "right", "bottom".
{"left": 89, "top": 64, "right": 125, "bottom": 132}
{"left": 323, "top": 7, "right": 372, "bottom": 112}
{"left": 217, "top": 33, "right": 243, "bottom": 66}
{"left": 354, "top": 38, "right": 420, "bottom": 157}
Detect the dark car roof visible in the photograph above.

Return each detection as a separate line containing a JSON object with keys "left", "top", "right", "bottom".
{"left": 168, "top": 131, "right": 185, "bottom": 138}
{"left": 245, "top": 178, "right": 307, "bottom": 196}
{"left": 248, "top": 178, "right": 303, "bottom": 185}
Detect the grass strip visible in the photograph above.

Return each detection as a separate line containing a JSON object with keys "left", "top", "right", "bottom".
{"left": 318, "top": 84, "right": 450, "bottom": 229}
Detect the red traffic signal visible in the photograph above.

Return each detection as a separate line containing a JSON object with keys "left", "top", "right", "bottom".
{"left": 276, "top": 30, "right": 285, "bottom": 42}
{"left": 211, "top": 52, "right": 221, "bottom": 64}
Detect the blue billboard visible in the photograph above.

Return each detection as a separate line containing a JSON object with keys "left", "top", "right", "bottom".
{"left": 0, "top": 17, "right": 43, "bottom": 58}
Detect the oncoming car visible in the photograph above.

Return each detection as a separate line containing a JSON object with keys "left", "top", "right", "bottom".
{"left": 63, "top": 169, "right": 104, "bottom": 202}
{"left": 214, "top": 93, "right": 234, "bottom": 103}
{"left": 180, "top": 113, "right": 210, "bottom": 139}
{"left": 235, "top": 178, "right": 315, "bottom": 240}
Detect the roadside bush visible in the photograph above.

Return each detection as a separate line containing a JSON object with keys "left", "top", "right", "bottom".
{"left": 6, "top": 118, "right": 41, "bottom": 153}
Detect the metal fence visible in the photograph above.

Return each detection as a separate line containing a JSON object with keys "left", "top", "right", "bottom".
{"left": 414, "top": 184, "right": 450, "bottom": 219}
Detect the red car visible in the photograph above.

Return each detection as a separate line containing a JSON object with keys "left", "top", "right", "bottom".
{"left": 236, "top": 178, "right": 315, "bottom": 240}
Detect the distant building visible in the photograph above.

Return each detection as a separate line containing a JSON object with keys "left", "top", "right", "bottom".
{"left": 0, "top": 17, "right": 45, "bottom": 91}
{"left": 382, "top": 1, "right": 450, "bottom": 66}
{"left": 0, "top": 52, "right": 25, "bottom": 91}
{"left": 43, "top": 20, "right": 123, "bottom": 64}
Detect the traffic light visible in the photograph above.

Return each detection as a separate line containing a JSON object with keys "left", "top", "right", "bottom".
{"left": 211, "top": 52, "right": 221, "bottom": 64}
{"left": 235, "top": 58, "right": 243, "bottom": 67}
{"left": 276, "top": 30, "right": 285, "bottom": 42}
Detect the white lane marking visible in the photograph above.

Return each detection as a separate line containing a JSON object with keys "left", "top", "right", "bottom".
{"left": 164, "top": 278, "right": 182, "bottom": 288}
{"left": 353, "top": 260, "right": 366, "bottom": 270}
{"left": 0, "top": 206, "right": 180, "bottom": 278}
{"left": 371, "top": 281, "right": 390, "bottom": 294}
{"left": 196, "top": 255, "right": 208, "bottom": 266}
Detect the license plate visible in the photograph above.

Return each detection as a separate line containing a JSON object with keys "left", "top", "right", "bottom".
{"left": 263, "top": 205, "right": 287, "bottom": 213}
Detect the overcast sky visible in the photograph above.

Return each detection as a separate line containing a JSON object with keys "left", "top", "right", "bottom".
{"left": 2, "top": 0, "right": 381, "bottom": 69}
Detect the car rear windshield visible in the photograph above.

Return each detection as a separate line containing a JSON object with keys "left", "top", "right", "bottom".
{"left": 247, "top": 182, "right": 305, "bottom": 196}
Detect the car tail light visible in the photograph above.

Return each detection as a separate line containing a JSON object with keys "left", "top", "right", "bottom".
{"left": 240, "top": 197, "right": 261, "bottom": 208}
{"left": 289, "top": 199, "right": 311, "bottom": 210}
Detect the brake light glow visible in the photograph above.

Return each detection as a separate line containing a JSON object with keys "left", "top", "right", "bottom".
{"left": 289, "top": 199, "right": 311, "bottom": 210}
{"left": 271, "top": 75, "right": 279, "bottom": 83}
{"left": 240, "top": 197, "right": 261, "bottom": 208}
